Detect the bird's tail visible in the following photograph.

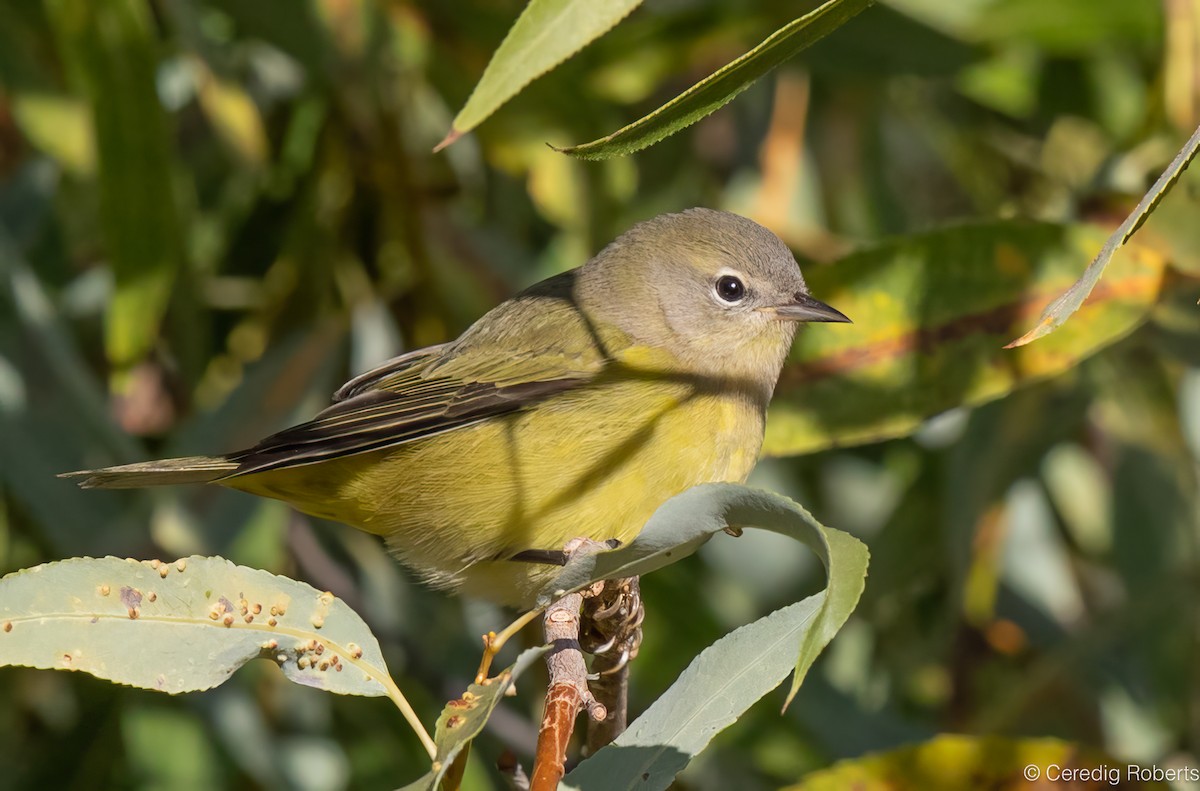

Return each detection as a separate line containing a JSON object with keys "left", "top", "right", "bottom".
{"left": 60, "top": 456, "right": 240, "bottom": 489}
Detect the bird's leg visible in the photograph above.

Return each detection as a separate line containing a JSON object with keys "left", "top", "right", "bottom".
{"left": 580, "top": 575, "right": 644, "bottom": 752}
{"left": 480, "top": 536, "right": 620, "bottom": 684}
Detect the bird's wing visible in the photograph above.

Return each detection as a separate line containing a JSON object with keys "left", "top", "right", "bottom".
{"left": 227, "top": 280, "right": 614, "bottom": 477}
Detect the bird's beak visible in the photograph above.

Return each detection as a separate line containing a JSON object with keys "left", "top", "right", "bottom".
{"left": 768, "top": 293, "right": 852, "bottom": 323}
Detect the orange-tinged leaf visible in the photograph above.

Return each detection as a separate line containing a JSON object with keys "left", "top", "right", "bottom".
{"left": 764, "top": 221, "right": 1167, "bottom": 457}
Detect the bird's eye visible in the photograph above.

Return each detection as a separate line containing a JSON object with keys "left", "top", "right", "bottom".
{"left": 715, "top": 275, "right": 746, "bottom": 303}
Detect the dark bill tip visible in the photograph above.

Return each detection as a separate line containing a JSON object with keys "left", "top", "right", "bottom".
{"left": 771, "top": 293, "right": 852, "bottom": 323}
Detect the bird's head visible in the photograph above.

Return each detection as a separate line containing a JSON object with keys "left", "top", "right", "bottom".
{"left": 580, "top": 208, "right": 849, "bottom": 385}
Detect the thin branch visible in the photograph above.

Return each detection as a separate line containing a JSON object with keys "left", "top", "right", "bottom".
{"left": 477, "top": 607, "right": 544, "bottom": 684}
{"left": 530, "top": 591, "right": 607, "bottom": 791}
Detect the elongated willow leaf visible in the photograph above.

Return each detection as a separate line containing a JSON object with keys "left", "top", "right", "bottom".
{"left": 437, "top": 0, "right": 643, "bottom": 150}
{"left": 555, "top": 0, "right": 873, "bottom": 160}
{"left": 1007, "top": 123, "right": 1200, "bottom": 347}
{"left": 551, "top": 484, "right": 868, "bottom": 790}
{"left": 765, "top": 221, "right": 1167, "bottom": 457}
{"left": 0, "top": 555, "right": 390, "bottom": 694}
{"left": 0, "top": 555, "right": 434, "bottom": 756}
{"left": 541, "top": 484, "right": 868, "bottom": 710}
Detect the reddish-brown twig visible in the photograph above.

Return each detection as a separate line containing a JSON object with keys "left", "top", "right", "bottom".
{"left": 530, "top": 591, "right": 607, "bottom": 791}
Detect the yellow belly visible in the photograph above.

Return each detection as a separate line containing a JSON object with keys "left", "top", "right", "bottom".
{"left": 229, "top": 378, "right": 764, "bottom": 607}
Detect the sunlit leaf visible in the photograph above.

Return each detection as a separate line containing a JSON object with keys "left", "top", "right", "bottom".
{"left": 10, "top": 94, "right": 95, "bottom": 175}
{"left": 438, "top": 0, "right": 643, "bottom": 150}
{"left": 46, "top": 0, "right": 184, "bottom": 388}
{"left": 765, "top": 221, "right": 1167, "bottom": 457}
{"left": 195, "top": 60, "right": 270, "bottom": 167}
{"left": 555, "top": 0, "right": 873, "bottom": 160}
{"left": 0, "top": 555, "right": 392, "bottom": 697}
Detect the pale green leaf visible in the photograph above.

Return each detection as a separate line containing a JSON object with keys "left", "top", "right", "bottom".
{"left": 555, "top": 0, "right": 873, "bottom": 160}
{"left": 0, "top": 555, "right": 391, "bottom": 697}
{"left": 539, "top": 483, "right": 869, "bottom": 708}
{"left": 563, "top": 596, "right": 824, "bottom": 791}
{"left": 440, "top": 0, "right": 643, "bottom": 148}
{"left": 410, "top": 484, "right": 865, "bottom": 788}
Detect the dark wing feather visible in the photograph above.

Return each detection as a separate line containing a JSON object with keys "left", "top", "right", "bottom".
{"left": 227, "top": 372, "right": 588, "bottom": 477}
{"left": 330, "top": 344, "right": 450, "bottom": 402}
{"left": 225, "top": 271, "right": 615, "bottom": 478}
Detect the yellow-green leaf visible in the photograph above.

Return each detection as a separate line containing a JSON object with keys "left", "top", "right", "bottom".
{"left": 555, "top": 0, "right": 873, "bottom": 160}
{"left": 10, "top": 94, "right": 95, "bottom": 175}
{"left": 195, "top": 60, "right": 269, "bottom": 167}
{"left": 438, "top": 0, "right": 643, "bottom": 150}
{"left": 765, "top": 221, "right": 1167, "bottom": 457}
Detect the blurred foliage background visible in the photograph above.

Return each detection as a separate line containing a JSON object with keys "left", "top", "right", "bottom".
{"left": 1, "top": 0, "right": 1199, "bottom": 788}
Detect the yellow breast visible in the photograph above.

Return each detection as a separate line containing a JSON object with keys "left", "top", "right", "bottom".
{"left": 231, "top": 353, "right": 767, "bottom": 606}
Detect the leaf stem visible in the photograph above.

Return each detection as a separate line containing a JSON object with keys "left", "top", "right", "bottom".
{"left": 380, "top": 671, "right": 436, "bottom": 759}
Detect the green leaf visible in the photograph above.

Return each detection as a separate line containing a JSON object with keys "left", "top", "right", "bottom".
{"left": 0, "top": 555, "right": 392, "bottom": 698}
{"left": 555, "top": 0, "right": 874, "bottom": 160}
{"left": 562, "top": 598, "right": 820, "bottom": 791}
{"left": 971, "top": 0, "right": 1161, "bottom": 55}
{"left": 542, "top": 483, "right": 868, "bottom": 704}
{"left": 782, "top": 734, "right": 1169, "bottom": 790}
{"left": 122, "top": 707, "right": 222, "bottom": 791}
{"left": 46, "top": 0, "right": 183, "bottom": 387}
{"left": 1007, "top": 123, "right": 1200, "bottom": 347}
{"left": 555, "top": 484, "right": 867, "bottom": 790}
{"left": 439, "top": 0, "right": 644, "bottom": 149}
{"left": 10, "top": 94, "right": 95, "bottom": 175}
{"left": 398, "top": 647, "right": 548, "bottom": 791}
{"left": 764, "top": 220, "right": 1167, "bottom": 457}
